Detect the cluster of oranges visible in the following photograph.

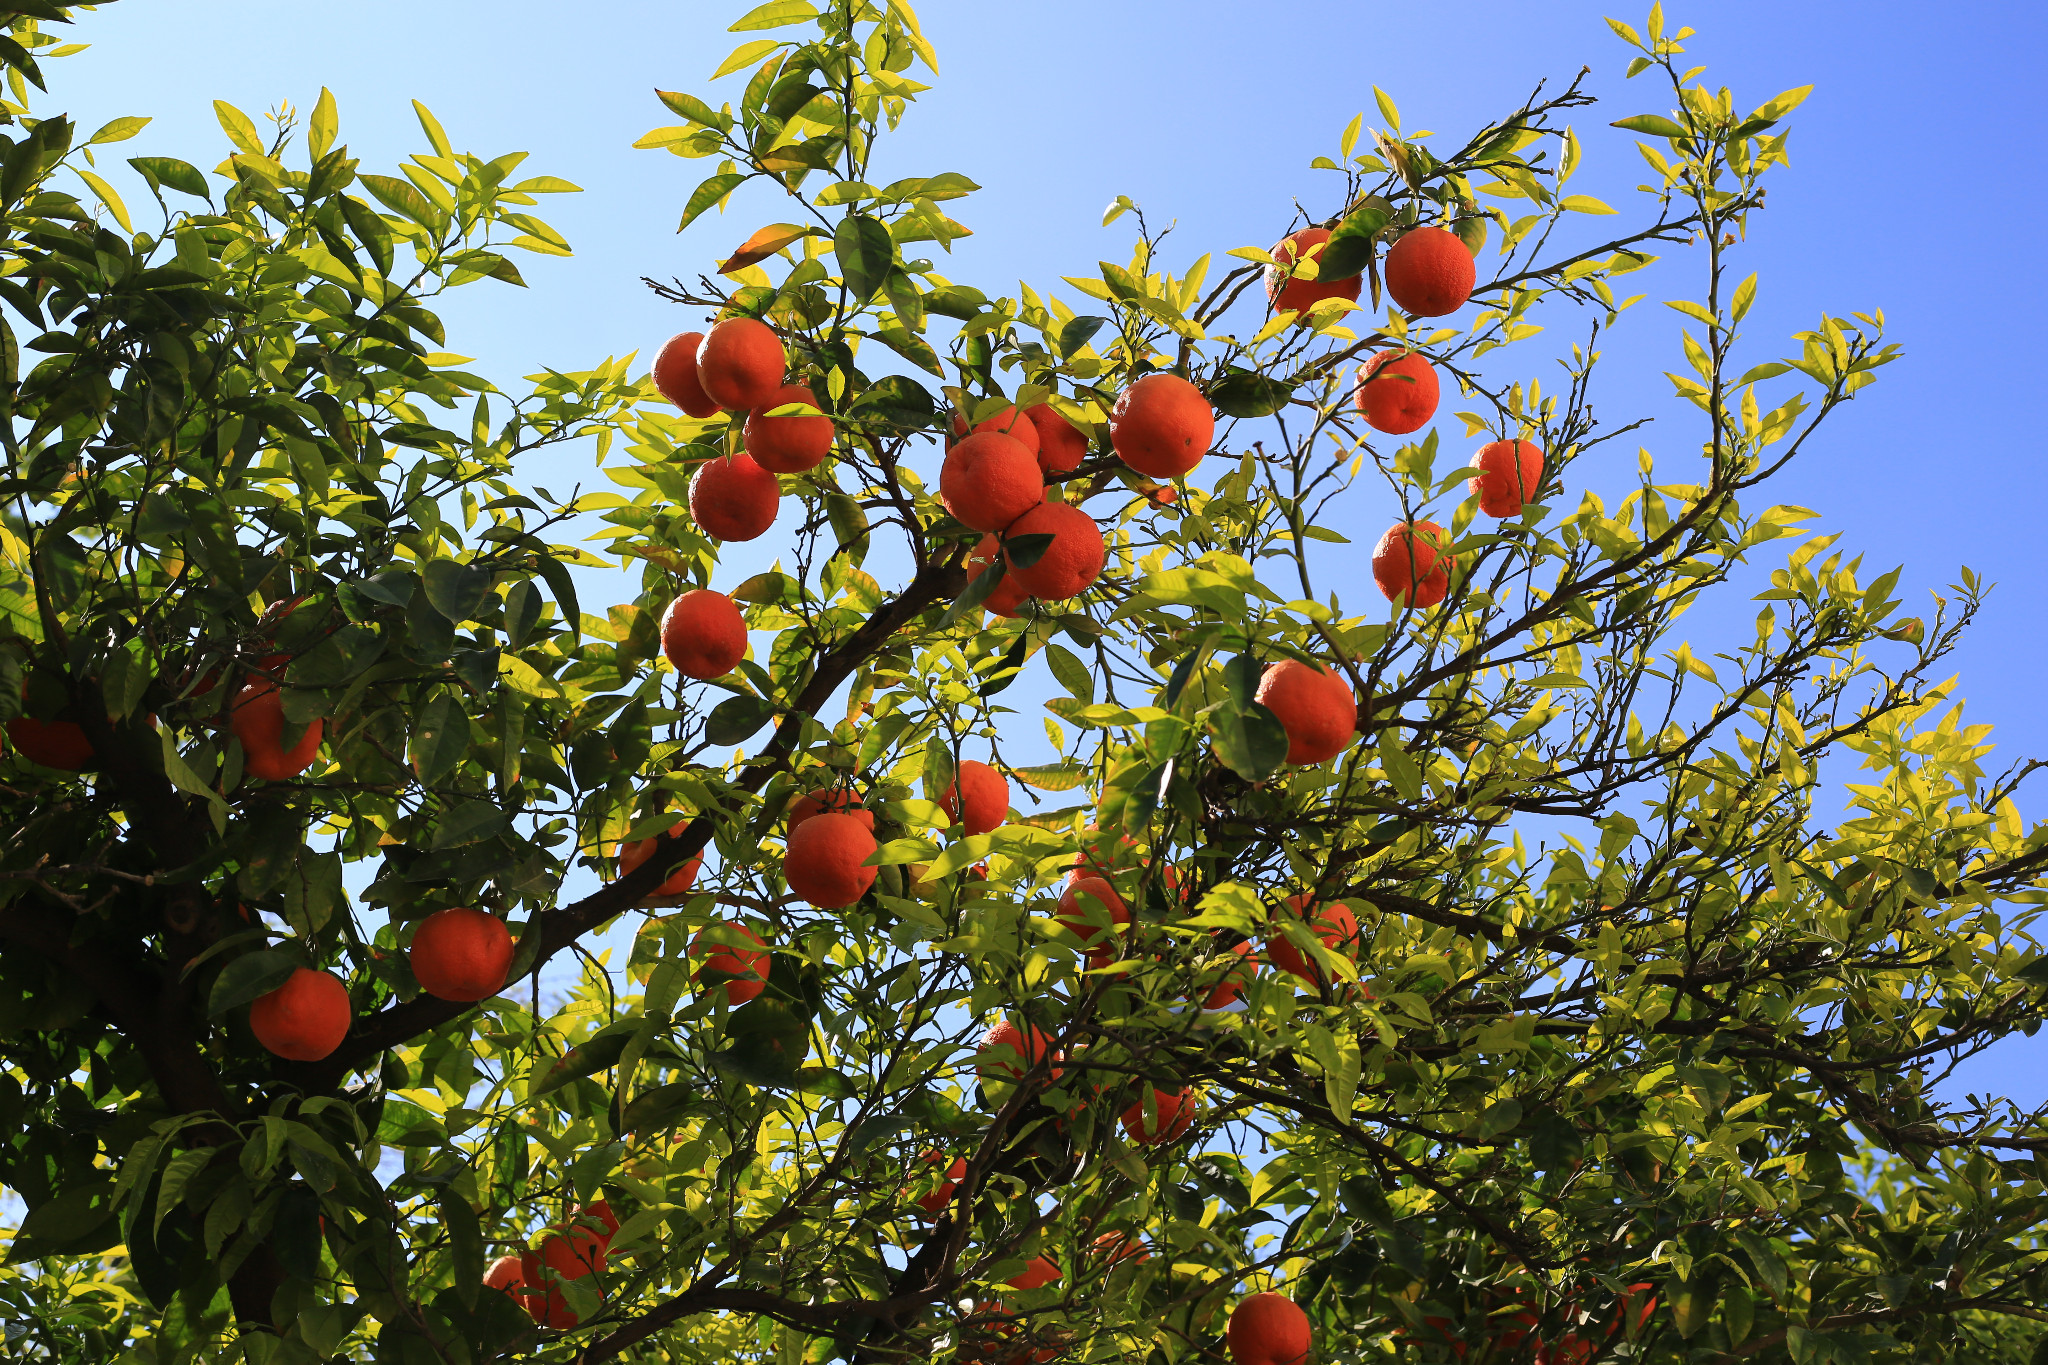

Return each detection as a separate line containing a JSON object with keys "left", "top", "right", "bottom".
{"left": 1267, "top": 221, "right": 1547, "bottom": 608}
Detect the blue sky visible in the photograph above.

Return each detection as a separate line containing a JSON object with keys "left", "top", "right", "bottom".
{"left": 41, "top": 0, "right": 2048, "bottom": 1108}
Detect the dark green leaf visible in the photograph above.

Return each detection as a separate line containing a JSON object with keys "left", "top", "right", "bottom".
{"left": 422, "top": 559, "right": 491, "bottom": 624}
{"left": 1208, "top": 369, "right": 1293, "bottom": 419}
{"left": 1208, "top": 697, "right": 1288, "bottom": 782}
{"left": 437, "top": 1188, "right": 483, "bottom": 1309}
{"left": 532, "top": 1024, "right": 636, "bottom": 1096}
{"left": 1319, "top": 198, "right": 1392, "bottom": 281}
{"left": 794, "top": 1067, "right": 855, "bottom": 1098}
{"left": 429, "top": 800, "right": 509, "bottom": 849}
{"left": 207, "top": 950, "right": 299, "bottom": 1017}
{"left": 851, "top": 373, "right": 935, "bottom": 429}
{"left": 411, "top": 694, "right": 471, "bottom": 786}
{"left": 923, "top": 284, "right": 988, "bottom": 321}
{"left": 1058, "top": 315, "right": 1108, "bottom": 355}
{"left": 620, "top": 1082, "right": 711, "bottom": 1135}
{"left": 979, "top": 633, "right": 1029, "bottom": 699}
{"left": 834, "top": 213, "right": 894, "bottom": 303}
{"left": 128, "top": 156, "right": 209, "bottom": 199}
{"left": 287, "top": 625, "right": 384, "bottom": 689}
{"left": 1004, "top": 532, "right": 1054, "bottom": 569}
{"left": 706, "top": 694, "right": 775, "bottom": 746}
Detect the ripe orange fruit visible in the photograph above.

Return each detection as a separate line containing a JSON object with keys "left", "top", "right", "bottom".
{"left": 1266, "top": 227, "right": 1361, "bottom": 317}
{"left": 230, "top": 679, "right": 323, "bottom": 781}
{"left": 1091, "top": 1231, "right": 1150, "bottom": 1265}
{"left": 914, "top": 1150, "right": 968, "bottom": 1217}
{"left": 1371, "top": 520, "right": 1454, "bottom": 607}
{"left": 941, "top": 431, "right": 1044, "bottom": 532}
{"left": 783, "top": 810, "right": 878, "bottom": 908}
{"left": 618, "top": 820, "right": 703, "bottom": 899}
{"left": 1004, "top": 503, "right": 1104, "bottom": 602}
{"left": 660, "top": 589, "right": 747, "bottom": 679}
{"left": 1024, "top": 403, "right": 1088, "bottom": 477}
{"left": 940, "top": 758, "right": 1009, "bottom": 835}
{"left": 786, "top": 787, "right": 874, "bottom": 833}
{"left": 514, "top": 1250, "right": 576, "bottom": 1328}
{"left": 1227, "top": 1293, "right": 1312, "bottom": 1365}
{"left": 692, "top": 921, "right": 770, "bottom": 1005}
{"left": 694, "top": 316, "right": 785, "bottom": 410}
{"left": 483, "top": 1253, "right": 531, "bottom": 1307}
{"left": 1006, "top": 1255, "right": 1062, "bottom": 1291}
{"left": 976, "top": 1018, "right": 1062, "bottom": 1083}
{"left": 249, "top": 967, "right": 351, "bottom": 1061}
{"left": 1384, "top": 225, "right": 1476, "bottom": 317}
{"left": 1469, "top": 439, "right": 1545, "bottom": 517}
{"left": 1353, "top": 350, "right": 1439, "bottom": 434}
{"left": 1199, "top": 938, "right": 1257, "bottom": 1009}
{"left": 966, "top": 534, "right": 1029, "bottom": 618}
{"left": 409, "top": 906, "right": 514, "bottom": 1002}
{"left": 1058, "top": 876, "right": 1130, "bottom": 969}
{"left": 6, "top": 716, "right": 93, "bottom": 770}
{"left": 689, "top": 452, "right": 780, "bottom": 542}
{"left": 1254, "top": 659, "right": 1358, "bottom": 765}
{"left": 1121, "top": 1086, "right": 1194, "bottom": 1144}
{"left": 519, "top": 1214, "right": 608, "bottom": 1329}
{"left": 652, "top": 330, "right": 719, "bottom": 417}
{"left": 972, "top": 405, "right": 1041, "bottom": 457}
{"left": 1110, "top": 373, "right": 1213, "bottom": 479}
{"left": 744, "top": 382, "right": 834, "bottom": 473}
{"left": 1264, "top": 895, "right": 1362, "bottom": 988}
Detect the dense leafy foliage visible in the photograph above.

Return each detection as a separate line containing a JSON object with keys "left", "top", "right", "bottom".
{"left": 2, "top": 2, "right": 2045, "bottom": 1364}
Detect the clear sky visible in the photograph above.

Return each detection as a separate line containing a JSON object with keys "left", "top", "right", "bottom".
{"left": 39, "top": 0, "right": 2048, "bottom": 1107}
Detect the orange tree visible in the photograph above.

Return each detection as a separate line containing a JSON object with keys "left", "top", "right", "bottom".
{"left": 2, "top": 2, "right": 2046, "bottom": 1363}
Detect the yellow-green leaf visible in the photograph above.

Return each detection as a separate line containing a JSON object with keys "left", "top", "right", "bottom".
{"left": 729, "top": 0, "right": 819, "bottom": 30}
{"left": 712, "top": 39, "right": 782, "bottom": 81}
{"left": 213, "top": 100, "right": 263, "bottom": 156}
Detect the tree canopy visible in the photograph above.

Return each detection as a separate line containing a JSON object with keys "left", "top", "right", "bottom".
{"left": 1, "top": 2, "right": 2045, "bottom": 1364}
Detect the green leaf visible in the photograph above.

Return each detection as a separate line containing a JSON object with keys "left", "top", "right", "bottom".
{"left": 1319, "top": 197, "right": 1391, "bottom": 281}
{"left": 706, "top": 694, "right": 774, "bottom": 746}
{"left": 1043, "top": 643, "right": 1094, "bottom": 704}
{"left": 12, "top": 1178, "right": 118, "bottom": 1255}
{"left": 870, "top": 325, "right": 943, "bottom": 377}
{"left": 1011, "top": 762, "right": 1088, "bottom": 793}
{"left": 422, "top": 559, "right": 491, "bottom": 624}
{"left": 1208, "top": 697, "right": 1288, "bottom": 781}
{"left": 1611, "top": 114, "right": 1690, "bottom": 139}
{"left": 437, "top": 1189, "right": 483, "bottom": 1309}
{"left": 834, "top": 213, "right": 895, "bottom": 303}
{"left": 410, "top": 694, "right": 472, "bottom": 786}
{"left": 680, "top": 171, "right": 748, "bottom": 231}
{"left": 924, "top": 284, "right": 989, "bottom": 321}
{"left": 361, "top": 172, "right": 438, "bottom": 226}
{"left": 207, "top": 950, "right": 299, "bottom": 1017}
{"left": 1058, "top": 315, "right": 1108, "bottom": 355}
{"left": 619, "top": 1082, "right": 711, "bottom": 1134}
{"left": 430, "top": 800, "right": 510, "bottom": 849}
{"left": 128, "top": 156, "right": 209, "bottom": 199}
{"left": 1208, "top": 369, "right": 1292, "bottom": 419}
{"left": 532, "top": 1025, "right": 635, "bottom": 1096}
{"left": 1004, "top": 532, "right": 1055, "bottom": 570}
